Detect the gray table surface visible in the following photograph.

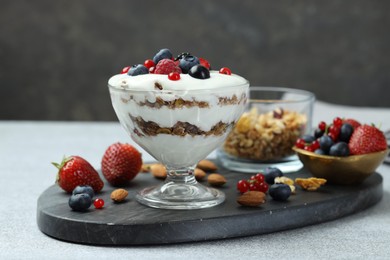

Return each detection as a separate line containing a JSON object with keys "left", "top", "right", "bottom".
{"left": 1, "top": 101, "right": 390, "bottom": 260}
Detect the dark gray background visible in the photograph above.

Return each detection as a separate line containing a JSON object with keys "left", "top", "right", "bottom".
{"left": 1, "top": 0, "right": 389, "bottom": 121}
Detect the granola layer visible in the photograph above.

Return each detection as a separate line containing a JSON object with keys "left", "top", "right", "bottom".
{"left": 120, "top": 93, "right": 247, "bottom": 109}
{"left": 131, "top": 115, "right": 234, "bottom": 137}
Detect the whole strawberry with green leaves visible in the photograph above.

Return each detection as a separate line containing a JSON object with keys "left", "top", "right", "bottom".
{"left": 101, "top": 143, "right": 142, "bottom": 186}
{"left": 53, "top": 156, "right": 104, "bottom": 193}
{"left": 348, "top": 124, "right": 388, "bottom": 155}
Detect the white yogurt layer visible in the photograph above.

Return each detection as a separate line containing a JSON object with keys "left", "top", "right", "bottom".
{"left": 108, "top": 71, "right": 248, "bottom": 91}
{"left": 108, "top": 70, "right": 249, "bottom": 167}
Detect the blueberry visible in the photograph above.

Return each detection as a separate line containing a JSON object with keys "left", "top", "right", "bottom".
{"left": 188, "top": 65, "right": 210, "bottom": 79}
{"left": 263, "top": 167, "right": 283, "bottom": 185}
{"left": 128, "top": 64, "right": 149, "bottom": 76}
{"left": 153, "top": 48, "right": 173, "bottom": 64}
{"left": 68, "top": 193, "right": 92, "bottom": 211}
{"left": 329, "top": 142, "right": 350, "bottom": 156}
{"left": 302, "top": 135, "right": 315, "bottom": 143}
{"left": 314, "top": 128, "right": 325, "bottom": 138}
{"left": 314, "top": 149, "right": 326, "bottom": 155}
{"left": 179, "top": 55, "right": 200, "bottom": 73}
{"left": 72, "top": 185, "right": 94, "bottom": 199}
{"left": 339, "top": 123, "right": 353, "bottom": 143}
{"left": 319, "top": 135, "right": 334, "bottom": 154}
{"left": 269, "top": 184, "right": 291, "bottom": 201}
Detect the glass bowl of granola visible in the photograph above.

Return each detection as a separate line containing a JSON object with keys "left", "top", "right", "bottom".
{"left": 217, "top": 87, "right": 315, "bottom": 173}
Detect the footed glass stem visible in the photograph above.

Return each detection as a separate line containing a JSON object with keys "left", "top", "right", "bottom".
{"left": 136, "top": 167, "right": 225, "bottom": 209}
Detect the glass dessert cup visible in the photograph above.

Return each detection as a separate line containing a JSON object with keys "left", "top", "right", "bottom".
{"left": 108, "top": 82, "right": 249, "bottom": 209}
{"left": 218, "top": 86, "right": 315, "bottom": 173}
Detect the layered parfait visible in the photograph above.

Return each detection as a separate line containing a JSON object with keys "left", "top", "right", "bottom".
{"left": 108, "top": 48, "right": 249, "bottom": 209}
{"left": 108, "top": 49, "right": 249, "bottom": 168}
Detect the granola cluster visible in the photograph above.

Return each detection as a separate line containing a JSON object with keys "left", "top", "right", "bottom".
{"left": 131, "top": 116, "right": 233, "bottom": 137}
{"left": 223, "top": 107, "right": 307, "bottom": 160}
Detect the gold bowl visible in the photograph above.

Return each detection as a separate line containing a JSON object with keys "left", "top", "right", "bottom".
{"left": 293, "top": 147, "right": 389, "bottom": 185}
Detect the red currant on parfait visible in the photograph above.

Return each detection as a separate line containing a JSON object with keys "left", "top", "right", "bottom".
{"left": 93, "top": 198, "right": 105, "bottom": 209}
{"left": 144, "top": 59, "right": 155, "bottom": 69}
{"left": 121, "top": 66, "right": 131, "bottom": 74}
{"left": 219, "top": 67, "right": 232, "bottom": 75}
{"left": 199, "top": 58, "right": 211, "bottom": 70}
{"left": 168, "top": 72, "right": 181, "bottom": 81}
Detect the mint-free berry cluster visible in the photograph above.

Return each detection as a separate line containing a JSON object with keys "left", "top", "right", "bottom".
{"left": 236, "top": 167, "right": 292, "bottom": 202}
{"left": 120, "top": 48, "right": 233, "bottom": 81}
{"left": 295, "top": 117, "right": 388, "bottom": 156}
{"left": 68, "top": 185, "right": 105, "bottom": 211}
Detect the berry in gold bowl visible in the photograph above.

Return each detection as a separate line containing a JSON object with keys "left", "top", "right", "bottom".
{"left": 293, "top": 147, "right": 389, "bottom": 185}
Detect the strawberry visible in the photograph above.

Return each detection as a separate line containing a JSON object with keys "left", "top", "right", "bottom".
{"left": 348, "top": 124, "right": 387, "bottom": 155}
{"left": 343, "top": 118, "right": 361, "bottom": 130}
{"left": 101, "top": 143, "right": 142, "bottom": 186}
{"left": 53, "top": 156, "right": 104, "bottom": 193}
{"left": 154, "top": 59, "right": 182, "bottom": 75}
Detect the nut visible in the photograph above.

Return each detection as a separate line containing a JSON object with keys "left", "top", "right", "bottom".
{"left": 223, "top": 108, "right": 307, "bottom": 161}
{"left": 150, "top": 164, "right": 167, "bottom": 179}
{"left": 295, "top": 177, "right": 327, "bottom": 191}
{"left": 141, "top": 163, "right": 153, "bottom": 173}
{"left": 207, "top": 173, "right": 226, "bottom": 186}
{"left": 110, "top": 188, "right": 128, "bottom": 202}
{"left": 237, "top": 191, "right": 266, "bottom": 207}
{"left": 197, "top": 160, "right": 218, "bottom": 172}
{"left": 194, "top": 168, "right": 206, "bottom": 181}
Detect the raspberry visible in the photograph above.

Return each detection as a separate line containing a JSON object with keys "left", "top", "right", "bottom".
{"left": 154, "top": 59, "right": 182, "bottom": 75}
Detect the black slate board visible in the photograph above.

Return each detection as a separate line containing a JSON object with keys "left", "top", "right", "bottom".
{"left": 37, "top": 165, "right": 383, "bottom": 245}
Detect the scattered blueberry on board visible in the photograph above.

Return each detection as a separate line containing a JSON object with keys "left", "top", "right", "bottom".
{"left": 269, "top": 184, "right": 291, "bottom": 201}
{"left": 69, "top": 193, "right": 92, "bottom": 211}
{"left": 263, "top": 167, "right": 284, "bottom": 185}
{"left": 72, "top": 185, "right": 94, "bottom": 199}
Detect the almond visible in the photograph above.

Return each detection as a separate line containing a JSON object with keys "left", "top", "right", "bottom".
{"left": 207, "top": 173, "right": 226, "bottom": 187}
{"left": 237, "top": 191, "right": 266, "bottom": 207}
{"left": 110, "top": 188, "right": 129, "bottom": 202}
{"left": 197, "top": 160, "right": 218, "bottom": 172}
{"left": 194, "top": 168, "right": 206, "bottom": 181}
{"left": 150, "top": 164, "right": 167, "bottom": 179}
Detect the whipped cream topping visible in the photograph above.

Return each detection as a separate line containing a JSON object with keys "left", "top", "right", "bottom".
{"left": 108, "top": 71, "right": 248, "bottom": 91}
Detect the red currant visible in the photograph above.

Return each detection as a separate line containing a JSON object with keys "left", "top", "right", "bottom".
{"left": 219, "top": 67, "right": 232, "bottom": 75}
{"left": 121, "top": 66, "right": 131, "bottom": 74}
{"left": 328, "top": 125, "right": 340, "bottom": 140}
{"left": 93, "top": 198, "right": 104, "bottom": 209}
{"left": 333, "top": 117, "right": 343, "bottom": 127}
{"left": 304, "top": 145, "right": 315, "bottom": 152}
{"left": 255, "top": 173, "right": 265, "bottom": 183}
{"left": 318, "top": 121, "right": 327, "bottom": 131}
{"left": 199, "top": 57, "right": 211, "bottom": 70}
{"left": 237, "top": 180, "right": 249, "bottom": 193}
{"left": 144, "top": 59, "right": 155, "bottom": 69}
{"left": 295, "top": 138, "right": 306, "bottom": 149}
{"left": 149, "top": 66, "right": 155, "bottom": 74}
{"left": 249, "top": 182, "right": 260, "bottom": 191}
{"left": 310, "top": 140, "right": 320, "bottom": 151}
{"left": 328, "top": 132, "right": 338, "bottom": 142}
{"left": 168, "top": 72, "right": 181, "bottom": 81}
{"left": 258, "top": 182, "right": 269, "bottom": 193}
